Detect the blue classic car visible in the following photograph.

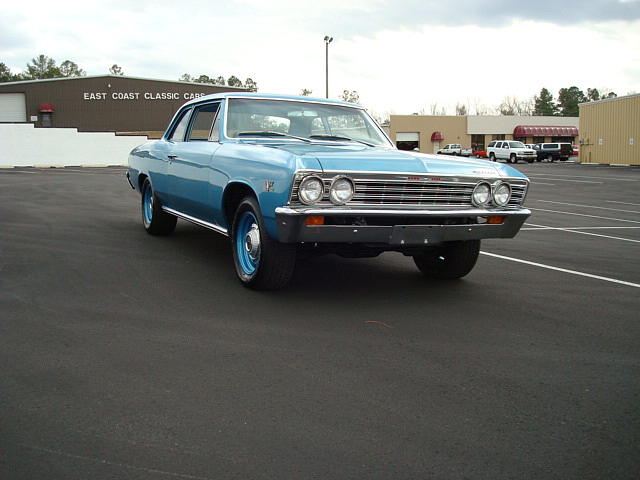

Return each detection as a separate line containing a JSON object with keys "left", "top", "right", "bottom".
{"left": 127, "top": 93, "right": 530, "bottom": 289}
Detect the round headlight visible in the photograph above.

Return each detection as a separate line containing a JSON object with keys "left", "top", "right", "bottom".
{"left": 298, "top": 176, "right": 324, "bottom": 205}
{"left": 493, "top": 182, "right": 511, "bottom": 206}
{"left": 472, "top": 182, "right": 491, "bottom": 206}
{"left": 329, "top": 177, "right": 354, "bottom": 205}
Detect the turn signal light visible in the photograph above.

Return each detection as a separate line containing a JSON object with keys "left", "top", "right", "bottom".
{"left": 487, "top": 216, "right": 506, "bottom": 224}
{"left": 304, "top": 216, "right": 325, "bottom": 226}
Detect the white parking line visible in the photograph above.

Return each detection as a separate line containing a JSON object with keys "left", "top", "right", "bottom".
{"left": 536, "top": 200, "right": 640, "bottom": 214}
{"left": 607, "top": 201, "right": 640, "bottom": 207}
{"left": 530, "top": 208, "right": 640, "bottom": 224}
{"left": 527, "top": 177, "right": 602, "bottom": 184}
{"left": 526, "top": 173, "right": 639, "bottom": 182}
{"left": 523, "top": 225, "right": 640, "bottom": 230}
{"left": 480, "top": 251, "right": 640, "bottom": 288}
{"left": 523, "top": 222, "right": 640, "bottom": 243}
{"left": 532, "top": 182, "right": 555, "bottom": 185}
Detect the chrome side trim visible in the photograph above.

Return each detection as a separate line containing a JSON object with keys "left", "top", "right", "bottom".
{"left": 162, "top": 207, "right": 228, "bottom": 236}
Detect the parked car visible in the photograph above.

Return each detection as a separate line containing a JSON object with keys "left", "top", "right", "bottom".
{"left": 572, "top": 144, "right": 579, "bottom": 156}
{"left": 473, "top": 150, "right": 487, "bottom": 158}
{"left": 524, "top": 144, "right": 536, "bottom": 150}
{"left": 533, "top": 143, "right": 573, "bottom": 162}
{"left": 486, "top": 141, "right": 537, "bottom": 163}
{"left": 437, "top": 144, "right": 472, "bottom": 156}
{"left": 127, "top": 93, "right": 531, "bottom": 290}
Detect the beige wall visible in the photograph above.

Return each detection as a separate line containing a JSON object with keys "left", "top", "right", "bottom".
{"left": 579, "top": 94, "right": 640, "bottom": 166}
{"left": 467, "top": 115, "right": 578, "bottom": 134}
{"left": 389, "top": 115, "right": 577, "bottom": 154}
{"left": 390, "top": 115, "right": 468, "bottom": 153}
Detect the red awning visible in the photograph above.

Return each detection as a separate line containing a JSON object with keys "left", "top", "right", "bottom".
{"left": 431, "top": 131, "right": 444, "bottom": 141}
{"left": 38, "top": 103, "right": 55, "bottom": 113}
{"left": 513, "top": 125, "right": 578, "bottom": 137}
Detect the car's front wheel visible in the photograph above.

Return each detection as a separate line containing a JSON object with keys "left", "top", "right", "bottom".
{"left": 547, "top": 154, "right": 555, "bottom": 163}
{"left": 412, "top": 240, "right": 480, "bottom": 279}
{"left": 141, "top": 178, "right": 177, "bottom": 235}
{"left": 231, "top": 197, "right": 296, "bottom": 290}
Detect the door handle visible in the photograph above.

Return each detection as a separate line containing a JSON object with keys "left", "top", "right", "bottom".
{"left": 167, "top": 154, "right": 177, "bottom": 159}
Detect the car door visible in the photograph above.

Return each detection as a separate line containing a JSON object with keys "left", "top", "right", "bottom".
{"left": 167, "top": 101, "right": 222, "bottom": 223}
{"left": 501, "top": 142, "right": 510, "bottom": 159}
{"left": 150, "top": 107, "right": 193, "bottom": 206}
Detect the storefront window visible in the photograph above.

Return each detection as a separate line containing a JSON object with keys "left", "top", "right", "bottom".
{"left": 471, "top": 134, "right": 485, "bottom": 151}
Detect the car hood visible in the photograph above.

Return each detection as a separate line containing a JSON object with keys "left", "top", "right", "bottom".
{"left": 272, "top": 143, "right": 526, "bottom": 178}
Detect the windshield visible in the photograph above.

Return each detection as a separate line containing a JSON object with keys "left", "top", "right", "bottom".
{"left": 225, "top": 98, "right": 391, "bottom": 147}
{"left": 509, "top": 141, "right": 526, "bottom": 148}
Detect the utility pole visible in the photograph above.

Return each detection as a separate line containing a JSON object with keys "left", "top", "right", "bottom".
{"left": 324, "top": 35, "right": 333, "bottom": 99}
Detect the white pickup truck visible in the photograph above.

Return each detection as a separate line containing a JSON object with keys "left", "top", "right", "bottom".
{"left": 486, "top": 140, "right": 537, "bottom": 164}
{"left": 436, "top": 144, "right": 472, "bottom": 156}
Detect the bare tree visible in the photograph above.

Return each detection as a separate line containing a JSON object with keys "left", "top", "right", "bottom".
{"left": 455, "top": 102, "right": 467, "bottom": 116}
{"left": 429, "top": 103, "right": 447, "bottom": 115}
{"left": 471, "top": 98, "right": 490, "bottom": 115}
{"left": 497, "top": 96, "right": 532, "bottom": 116}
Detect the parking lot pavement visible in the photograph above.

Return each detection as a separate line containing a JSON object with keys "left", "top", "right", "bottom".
{"left": 1, "top": 164, "right": 639, "bottom": 479}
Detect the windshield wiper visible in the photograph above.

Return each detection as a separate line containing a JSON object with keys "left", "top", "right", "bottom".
{"left": 309, "top": 134, "right": 375, "bottom": 147}
{"left": 237, "top": 131, "right": 310, "bottom": 142}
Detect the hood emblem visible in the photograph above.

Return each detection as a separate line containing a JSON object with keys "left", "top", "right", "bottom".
{"left": 473, "top": 169, "right": 497, "bottom": 176}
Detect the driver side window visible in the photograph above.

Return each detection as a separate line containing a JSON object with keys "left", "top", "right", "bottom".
{"left": 168, "top": 110, "right": 191, "bottom": 142}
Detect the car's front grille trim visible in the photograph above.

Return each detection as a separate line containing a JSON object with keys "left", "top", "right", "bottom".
{"left": 290, "top": 174, "right": 529, "bottom": 208}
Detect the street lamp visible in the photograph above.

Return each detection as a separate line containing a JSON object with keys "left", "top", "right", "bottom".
{"left": 324, "top": 35, "right": 333, "bottom": 98}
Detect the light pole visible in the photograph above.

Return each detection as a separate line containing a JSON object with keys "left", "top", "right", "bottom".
{"left": 324, "top": 35, "right": 333, "bottom": 99}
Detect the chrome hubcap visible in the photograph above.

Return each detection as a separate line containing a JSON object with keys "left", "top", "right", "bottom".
{"left": 244, "top": 224, "right": 261, "bottom": 261}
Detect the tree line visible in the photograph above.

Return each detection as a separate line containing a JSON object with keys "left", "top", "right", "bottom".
{"left": 178, "top": 73, "right": 258, "bottom": 92}
{"left": 448, "top": 86, "right": 617, "bottom": 118}
{"left": 0, "top": 55, "right": 259, "bottom": 93}
{"left": 1, "top": 55, "right": 86, "bottom": 81}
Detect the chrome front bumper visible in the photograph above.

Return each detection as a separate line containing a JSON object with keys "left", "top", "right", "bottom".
{"left": 275, "top": 206, "right": 531, "bottom": 245}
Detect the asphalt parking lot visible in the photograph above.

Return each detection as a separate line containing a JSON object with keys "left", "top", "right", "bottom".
{"left": 1, "top": 162, "right": 639, "bottom": 479}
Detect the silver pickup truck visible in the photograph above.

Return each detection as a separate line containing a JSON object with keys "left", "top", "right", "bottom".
{"left": 437, "top": 143, "right": 472, "bottom": 156}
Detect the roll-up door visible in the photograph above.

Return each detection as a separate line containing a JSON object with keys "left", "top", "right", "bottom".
{"left": 0, "top": 93, "right": 27, "bottom": 122}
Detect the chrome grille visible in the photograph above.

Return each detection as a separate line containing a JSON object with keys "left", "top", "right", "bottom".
{"left": 290, "top": 174, "right": 528, "bottom": 208}
{"left": 350, "top": 179, "right": 475, "bottom": 206}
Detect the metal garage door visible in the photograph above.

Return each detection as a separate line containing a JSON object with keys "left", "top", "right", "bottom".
{"left": 0, "top": 93, "right": 26, "bottom": 122}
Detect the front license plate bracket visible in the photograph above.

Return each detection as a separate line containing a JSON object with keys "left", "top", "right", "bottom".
{"left": 389, "top": 225, "right": 445, "bottom": 245}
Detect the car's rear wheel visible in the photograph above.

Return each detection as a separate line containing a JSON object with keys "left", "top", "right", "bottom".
{"left": 412, "top": 240, "right": 480, "bottom": 280}
{"left": 547, "top": 154, "right": 554, "bottom": 163}
{"left": 510, "top": 154, "right": 517, "bottom": 164}
{"left": 489, "top": 153, "right": 496, "bottom": 162}
{"left": 231, "top": 196, "right": 296, "bottom": 290}
{"left": 141, "top": 178, "right": 177, "bottom": 235}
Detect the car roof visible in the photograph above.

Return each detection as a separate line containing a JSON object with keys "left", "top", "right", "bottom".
{"left": 182, "top": 91, "right": 362, "bottom": 109}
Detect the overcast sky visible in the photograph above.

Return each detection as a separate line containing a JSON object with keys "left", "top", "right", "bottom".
{"left": 2, "top": 0, "right": 639, "bottom": 115}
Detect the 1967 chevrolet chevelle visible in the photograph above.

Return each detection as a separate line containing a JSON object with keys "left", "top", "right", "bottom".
{"left": 127, "top": 93, "right": 530, "bottom": 289}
